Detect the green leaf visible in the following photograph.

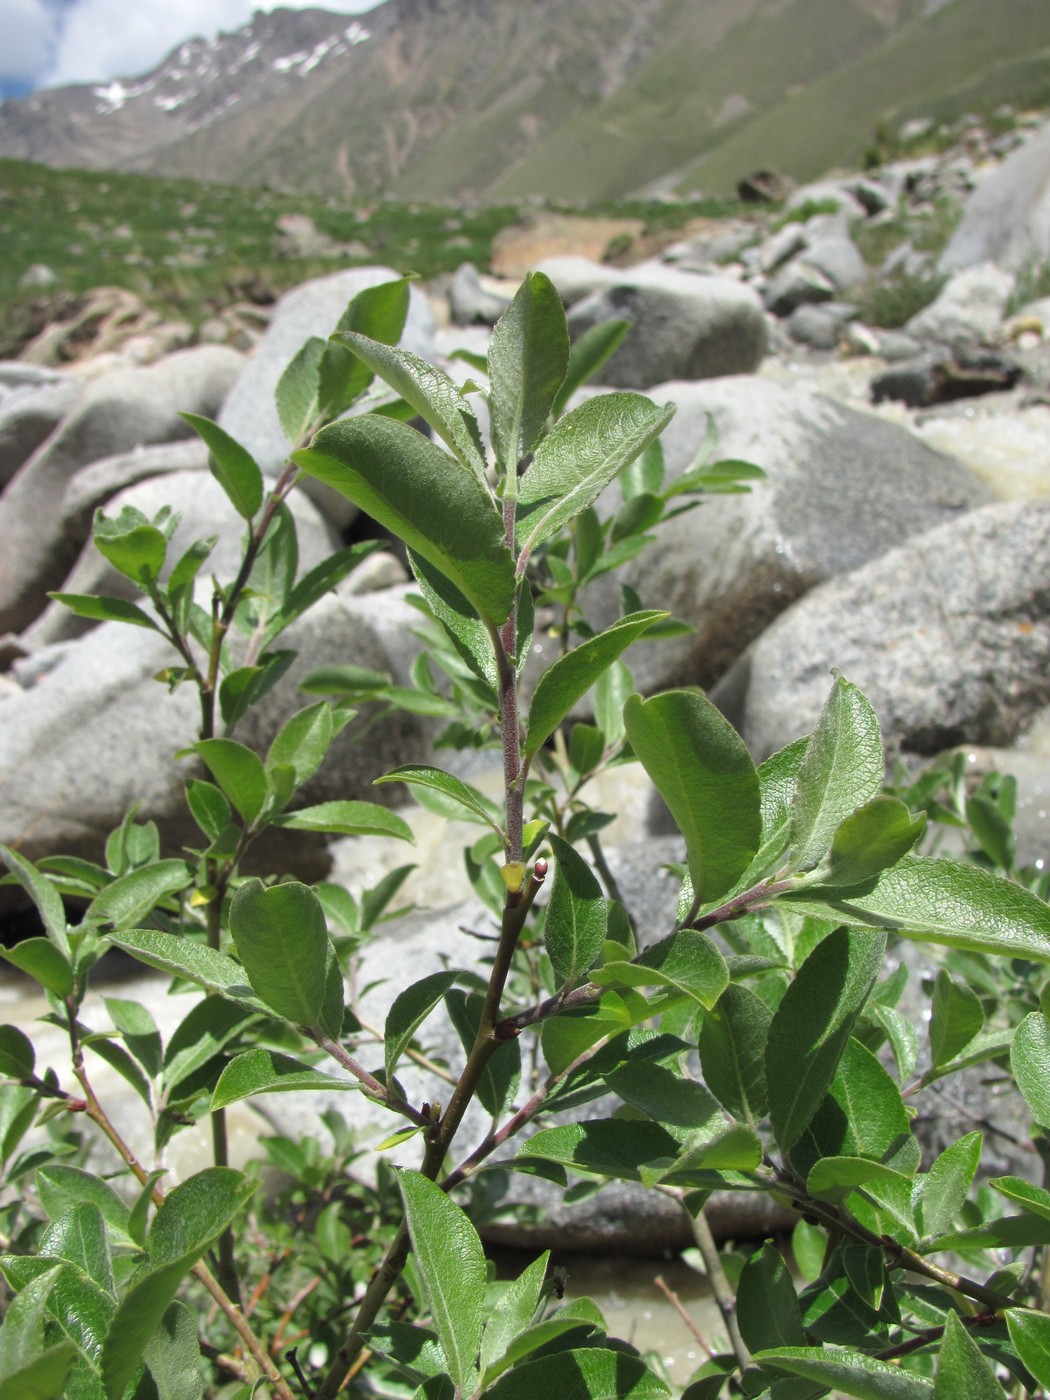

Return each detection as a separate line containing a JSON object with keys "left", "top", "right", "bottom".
{"left": 276, "top": 335, "right": 326, "bottom": 443}
{"left": 185, "top": 780, "right": 232, "bottom": 844}
{"left": 107, "top": 929, "right": 265, "bottom": 1013}
{"left": 272, "top": 800, "right": 413, "bottom": 841}
{"left": 266, "top": 702, "right": 333, "bottom": 787}
{"left": 0, "top": 939, "right": 73, "bottom": 998}
{"left": 552, "top": 319, "right": 631, "bottom": 417}
{"left": 35, "top": 1166, "right": 131, "bottom": 1244}
{"left": 319, "top": 279, "right": 411, "bottom": 414}
{"left": 544, "top": 835, "right": 608, "bottom": 986}
{"left": 698, "top": 984, "right": 771, "bottom": 1128}
{"left": 781, "top": 855, "right": 1050, "bottom": 961}
{"left": 167, "top": 536, "right": 215, "bottom": 599}
{"left": 811, "top": 797, "right": 926, "bottom": 889}
{"left": 375, "top": 766, "right": 502, "bottom": 835}
{"left": 606, "top": 1062, "right": 762, "bottom": 1173}
{"left": 737, "top": 1243, "right": 807, "bottom": 1354}
{"left": 192, "top": 739, "right": 267, "bottom": 826}
{"left": 295, "top": 415, "right": 514, "bottom": 628}
{"left": 298, "top": 661, "right": 390, "bottom": 697}
{"left": 929, "top": 970, "right": 984, "bottom": 1070}
{"left": 790, "top": 679, "right": 885, "bottom": 873}
{"left": 212, "top": 1049, "right": 358, "bottom": 1109}
{"left": 488, "top": 271, "right": 569, "bottom": 470}
{"left": 1011, "top": 1011, "right": 1050, "bottom": 1127}
{"left": 49, "top": 591, "right": 160, "bottom": 630}
{"left": 0, "top": 846, "right": 68, "bottom": 956}
{"left": 85, "top": 860, "right": 192, "bottom": 930}
{"left": 755, "top": 1346, "right": 933, "bottom": 1399}
{"left": 517, "top": 1119, "right": 682, "bottom": 1183}
{"left": 143, "top": 1301, "right": 205, "bottom": 1400}
{"left": 104, "top": 997, "right": 162, "bottom": 1078}
{"left": 807, "top": 1155, "right": 913, "bottom": 1202}
{"left": 334, "top": 333, "right": 488, "bottom": 483}
{"left": 925, "top": 1215, "right": 1050, "bottom": 1253}
{"left": 0, "top": 1027, "right": 34, "bottom": 1081}
{"left": 518, "top": 393, "right": 675, "bottom": 556}
{"left": 989, "top": 1174, "right": 1050, "bottom": 1223}
{"left": 1006, "top": 1309, "right": 1050, "bottom": 1388}
{"left": 385, "top": 972, "right": 460, "bottom": 1079}
{"left": 479, "top": 1252, "right": 549, "bottom": 1379}
{"left": 934, "top": 1311, "right": 1006, "bottom": 1400}
{"left": 593, "top": 659, "right": 633, "bottom": 749}
{"left": 765, "top": 926, "right": 886, "bottom": 1153}
{"left": 100, "top": 1168, "right": 255, "bottom": 1400}
{"left": 623, "top": 690, "right": 760, "bottom": 906}
{"left": 269, "top": 542, "right": 382, "bottom": 643}
{"left": 92, "top": 507, "right": 167, "bottom": 585}
{"left": 482, "top": 1346, "right": 669, "bottom": 1400}
{"left": 0, "top": 1268, "right": 77, "bottom": 1400}
{"left": 525, "top": 612, "right": 667, "bottom": 763}
{"left": 408, "top": 550, "right": 501, "bottom": 692}
{"left": 229, "top": 880, "right": 335, "bottom": 1031}
{"left": 917, "top": 1133, "right": 982, "bottom": 1241}
{"left": 591, "top": 930, "right": 729, "bottom": 1009}
{"left": 39, "top": 1200, "right": 114, "bottom": 1293}
{"left": 163, "top": 997, "right": 256, "bottom": 1093}
{"left": 218, "top": 651, "right": 295, "bottom": 729}
{"left": 180, "top": 413, "right": 263, "bottom": 519}
{"left": 399, "top": 1170, "right": 486, "bottom": 1395}
{"left": 445, "top": 990, "right": 521, "bottom": 1119}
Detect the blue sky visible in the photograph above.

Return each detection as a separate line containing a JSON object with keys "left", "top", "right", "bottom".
{"left": 0, "top": 0, "right": 381, "bottom": 98}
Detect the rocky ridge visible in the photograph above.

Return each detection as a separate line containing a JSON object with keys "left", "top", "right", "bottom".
{"left": 4, "top": 107, "right": 1050, "bottom": 1252}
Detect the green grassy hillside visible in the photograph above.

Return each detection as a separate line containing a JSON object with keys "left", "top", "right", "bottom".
{"left": 671, "top": 0, "right": 1050, "bottom": 193}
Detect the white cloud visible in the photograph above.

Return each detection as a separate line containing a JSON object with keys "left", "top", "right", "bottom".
{"left": 37, "top": 0, "right": 380, "bottom": 89}
{"left": 0, "top": 0, "right": 65, "bottom": 81}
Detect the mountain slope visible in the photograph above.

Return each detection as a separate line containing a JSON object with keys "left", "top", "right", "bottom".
{"left": 0, "top": 0, "right": 1046, "bottom": 200}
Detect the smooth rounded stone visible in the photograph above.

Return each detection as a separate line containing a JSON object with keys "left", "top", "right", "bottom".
{"left": 217, "top": 266, "right": 436, "bottom": 526}
{"left": 533, "top": 255, "right": 623, "bottom": 306}
{"left": 585, "top": 376, "right": 989, "bottom": 695}
{"left": 940, "top": 118, "right": 1050, "bottom": 275}
{"left": 0, "top": 362, "right": 69, "bottom": 391}
{"left": 757, "top": 225, "right": 807, "bottom": 276}
{"left": 876, "top": 329, "right": 925, "bottom": 362}
{"left": 0, "top": 347, "right": 244, "bottom": 636}
{"left": 712, "top": 499, "right": 1050, "bottom": 761}
{"left": 0, "top": 583, "right": 430, "bottom": 874}
{"left": 0, "top": 378, "right": 80, "bottom": 490}
{"left": 786, "top": 305, "right": 851, "bottom": 350}
{"left": 24, "top": 471, "right": 340, "bottom": 647}
{"left": 795, "top": 215, "right": 866, "bottom": 292}
{"left": 761, "top": 259, "right": 836, "bottom": 317}
{"left": 566, "top": 266, "right": 767, "bottom": 389}
{"left": 56, "top": 439, "right": 210, "bottom": 540}
{"left": 905, "top": 263, "right": 1015, "bottom": 350}
{"left": 448, "top": 262, "right": 514, "bottom": 325}
{"left": 783, "top": 180, "right": 867, "bottom": 222}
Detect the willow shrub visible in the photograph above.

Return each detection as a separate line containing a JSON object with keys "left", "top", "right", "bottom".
{"left": 3, "top": 273, "right": 1050, "bottom": 1400}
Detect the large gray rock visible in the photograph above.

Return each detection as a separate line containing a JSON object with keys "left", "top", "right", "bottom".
{"left": 0, "top": 348, "right": 244, "bottom": 635}
{"left": 24, "top": 471, "right": 340, "bottom": 647}
{"left": 217, "top": 267, "right": 436, "bottom": 517}
{"left": 566, "top": 265, "right": 767, "bottom": 389}
{"left": 0, "top": 584, "right": 429, "bottom": 873}
{"left": 941, "top": 119, "right": 1050, "bottom": 276}
{"left": 584, "top": 377, "right": 990, "bottom": 694}
{"left": 0, "top": 377, "right": 80, "bottom": 490}
{"left": 795, "top": 214, "right": 867, "bottom": 292}
{"left": 713, "top": 499, "right": 1050, "bottom": 761}
{"left": 905, "top": 263, "right": 1015, "bottom": 350}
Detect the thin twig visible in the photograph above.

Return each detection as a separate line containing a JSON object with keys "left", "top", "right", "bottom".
{"left": 653, "top": 1275, "right": 713, "bottom": 1357}
{"left": 677, "top": 1195, "right": 752, "bottom": 1373}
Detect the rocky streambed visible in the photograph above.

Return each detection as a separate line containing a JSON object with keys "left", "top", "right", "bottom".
{"left": 4, "top": 109, "right": 1050, "bottom": 1253}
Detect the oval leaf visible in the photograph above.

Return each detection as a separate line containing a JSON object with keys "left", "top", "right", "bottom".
{"left": 1011, "top": 1010, "right": 1050, "bottom": 1127}
{"left": 525, "top": 611, "right": 667, "bottom": 763}
{"left": 488, "top": 271, "right": 569, "bottom": 470}
{"left": 273, "top": 801, "right": 413, "bottom": 841}
{"left": 399, "top": 1170, "right": 486, "bottom": 1394}
{"left": 295, "top": 415, "right": 514, "bottom": 628}
{"left": 181, "top": 412, "right": 263, "bottom": 519}
{"left": 790, "top": 678, "right": 884, "bottom": 873}
{"left": 765, "top": 926, "right": 886, "bottom": 1153}
{"left": 212, "top": 1049, "right": 357, "bottom": 1109}
{"left": 623, "top": 690, "right": 760, "bottom": 907}
{"left": 229, "top": 880, "right": 332, "bottom": 1029}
